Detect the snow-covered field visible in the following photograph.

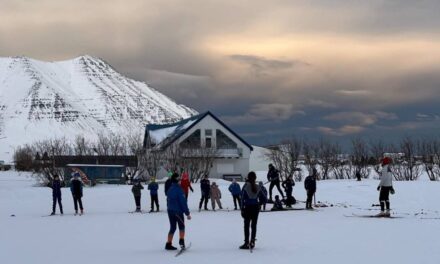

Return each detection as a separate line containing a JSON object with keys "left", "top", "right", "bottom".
{"left": 1, "top": 171, "right": 440, "bottom": 264}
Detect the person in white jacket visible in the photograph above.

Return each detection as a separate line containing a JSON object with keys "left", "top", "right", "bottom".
{"left": 377, "top": 157, "right": 395, "bottom": 216}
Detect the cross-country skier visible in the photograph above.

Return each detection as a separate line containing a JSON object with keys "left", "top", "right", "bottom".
{"left": 180, "top": 171, "right": 193, "bottom": 200}
{"left": 282, "top": 175, "right": 296, "bottom": 207}
{"left": 199, "top": 174, "right": 211, "bottom": 211}
{"left": 267, "top": 164, "right": 284, "bottom": 201}
{"left": 165, "top": 173, "right": 191, "bottom": 250}
{"left": 70, "top": 173, "right": 84, "bottom": 215}
{"left": 148, "top": 177, "right": 160, "bottom": 212}
{"left": 210, "top": 182, "right": 223, "bottom": 211}
{"left": 304, "top": 169, "right": 317, "bottom": 210}
{"left": 240, "top": 171, "right": 267, "bottom": 250}
{"left": 131, "top": 179, "right": 144, "bottom": 212}
{"left": 228, "top": 179, "right": 241, "bottom": 210}
{"left": 271, "top": 195, "right": 284, "bottom": 211}
{"left": 258, "top": 181, "right": 268, "bottom": 211}
{"left": 50, "top": 174, "right": 63, "bottom": 215}
{"left": 377, "top": 157, "right": 395, "bottom": 216}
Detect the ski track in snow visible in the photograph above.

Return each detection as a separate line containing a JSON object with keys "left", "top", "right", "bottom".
{"left": 1, "top": 171, "right": 440, "bottom": 264}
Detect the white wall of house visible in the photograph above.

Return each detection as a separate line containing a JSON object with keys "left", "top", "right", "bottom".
{"left": 177, "top": 115, "right": 251, "bottom": 179}
{"left": 249, "top": 145, "right": 271, "bottom": 172}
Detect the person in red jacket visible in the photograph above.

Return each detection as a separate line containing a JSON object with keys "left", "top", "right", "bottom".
{"left": 180, "top": 171, "right": 194, "bottom": 200}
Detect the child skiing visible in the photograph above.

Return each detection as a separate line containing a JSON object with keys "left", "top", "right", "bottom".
{"left": 258, "top": 181, "right": 268, "bottom": 211}
{"left": 228, "top": 179, "right": 241, "bottom": 210}
{"left": 377, "top": 157, "right": 395, "bottom": 216}
{"left": 304, "top": 169, "right": 317, "bottom": 210}
{"left": 131, "top": 179, "right": 144, "bottom": 212}
{"left": 267, "top": 164, "right": 284, "bottom": 201}
{"left": 240, "top": 171, "right": 267, "bottom": 250}
{"left": 180, "top": 171, "right": 193, "bottom": 200}
{"left": 148, "top": 177, "right": 160, "bottom": 212}
{"left": 199, "top": 175, "right": 211, "bottom": 211}
{"left": 165, "top": 173, "right": 191, "bottom": 250}
{"left": 210, "top": 182, "right": 223, "bottom": 211}
{"left": 282, "top": 175, "right": 296, "bottom": 207}
{"left": 271, "top": 195, "right": 284, "bottom": 211}
{"left": 70, "top": 173, "right": 84, "bottom": 215}
{"left": 50, "top": 174, "right": 63, "bottom": 215}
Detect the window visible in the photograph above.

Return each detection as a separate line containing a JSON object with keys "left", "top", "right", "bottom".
{"left": 205, "top": 129, "right": 213, "bottom": 148}
{"left": 180, "top": 129, "right": 201, "bottom": 148}
{"left": 216, "top": 129, "right": 237, "bottom": 149}
{"left": 206, "top": 138, "right": 212, "bottom": 148}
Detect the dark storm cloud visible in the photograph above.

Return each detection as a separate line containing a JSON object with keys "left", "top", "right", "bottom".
{"left": 0, "top": 0, "right": 440, "bottom": 145}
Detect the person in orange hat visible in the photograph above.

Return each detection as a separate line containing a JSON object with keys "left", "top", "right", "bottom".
{"left": 377, "top": 157, "right": 395, "bottom": 216}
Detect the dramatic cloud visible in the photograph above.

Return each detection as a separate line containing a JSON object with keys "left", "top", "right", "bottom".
{"left": 0, "top": 0, "right": 439, "bottom": 145}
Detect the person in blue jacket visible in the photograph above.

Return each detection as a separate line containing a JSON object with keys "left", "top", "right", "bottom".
{"left": 240, "top": 171, "right": 267, "bottom": 250}
{"left": 228, "top": 179, "right": 242, "bottom": 210}
{"left": 165, "top": 173, "right": 191, "bottom": 250}
{"left": 258, "top": 181, "right": 268, "bottom": 211}
{"left": 70, "top": 173, "right": 84, "bottom": 215}
{"left": 50, "top": 174, "right": 63, "bottom": 215}
{"left": 148, "top": 177, "right": 160, "bottom": 212}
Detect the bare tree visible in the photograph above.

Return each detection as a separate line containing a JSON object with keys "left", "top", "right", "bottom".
{"left": 303, "top": 139, "right": 319, "bottom": 176}
{"left": 266, "top": 136, "right": 303, "bottom": 181}
{"left": 182, "top": 147, "right": 218, "bottom": 182}
{"left": 418, "top": 138, "right": 440, "bottom": 181}
{"left": 317, "top": 138, "right": 339, "bottom": 180}
{"left": 393, "top": 137, "right": 422, "bottom": 181}
{"left": 73, "top": 135, "right": 94, "bottom": 156}
{"left": 350, "top": 137, "right": 370, "bottom": 180}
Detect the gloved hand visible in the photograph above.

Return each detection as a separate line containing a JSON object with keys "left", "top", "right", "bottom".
{"left": 390, "top": 187, "right": 395, "bottom": 194}
{"left": 377, "top": 186, "right": 380, "bottom": 191}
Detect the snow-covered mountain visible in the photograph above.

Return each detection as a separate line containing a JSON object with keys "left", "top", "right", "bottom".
{"left": 0, "top": 55, "right": 197, "bottom": 161}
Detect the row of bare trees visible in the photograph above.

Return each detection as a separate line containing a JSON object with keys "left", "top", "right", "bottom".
{"left": 14, "top": 133, "right": 219, "bottom": 184}
{"left": 266, "top": 136, "right": 440, "bottom": 181}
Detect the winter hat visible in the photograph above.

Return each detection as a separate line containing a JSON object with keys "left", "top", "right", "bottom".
{"left": 171, "top": 172, "right": 180, "bottom": 183}
{"left": 382, "top": 157, "right": 392, "bottom": 166}
{"left": 258, "top": 181, "right": 264, "bottom": 186}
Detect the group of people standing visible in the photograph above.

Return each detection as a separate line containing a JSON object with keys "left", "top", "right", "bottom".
{"left": 49, "top": 172, "right": 84, "bottom": 216}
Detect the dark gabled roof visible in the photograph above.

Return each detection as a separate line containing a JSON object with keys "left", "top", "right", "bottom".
{"left": 144, "top": 111, "right": 253, "bottom": 151}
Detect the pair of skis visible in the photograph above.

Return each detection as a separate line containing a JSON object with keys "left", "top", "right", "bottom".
{"left": 175, "top": 242, "right": 192, "bottom": 257}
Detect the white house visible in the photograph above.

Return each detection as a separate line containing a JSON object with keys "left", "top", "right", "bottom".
{"left": 144, "top": 111, "right": 253, "bottom": 180}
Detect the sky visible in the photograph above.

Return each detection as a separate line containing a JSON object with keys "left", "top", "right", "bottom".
{"left": 0, "top": 0, "right": 439, "bottom": 146}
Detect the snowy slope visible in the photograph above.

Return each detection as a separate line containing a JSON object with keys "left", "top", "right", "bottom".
{"left": 1, "top": 171, "right": 440, "bottom": 264}
{"left": 0, "top": 56, "right": 197, "bottom": 161}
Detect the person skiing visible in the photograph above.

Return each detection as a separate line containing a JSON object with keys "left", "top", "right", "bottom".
{"left": 210, "top": 182, "right": 223, "bottom": 211}
{"left": 377, "top": 157, "right": 395, "bottom": 216}
{"left": 304, "top": 168, "right": 317, "bottom": 210}
{"left": 131, "top": 179, "right": 144, "bottom": 212}
{"left": 70, "top": 173, "right": 84, "bottom": 215}
{"left": 258, "top": 181, "right": 268, "bottom": 211}
{"left": 282, "top": 175, "right": 296, "bottom": 207}
{"left": 180, "top": 171, "right": 193, "bottom": 200}
{"left": 271, "top": 195, "right": 284, "bottom": 211}
{"left": 165, "top": 173, "right": 191, "bottom": 250}
{"left": 267, "top": 164, "right": 284, "bottom": 201}
{"left": 240, "top": 171, "right": 267, "bottom": 250}
{"left": 228, "top": 179, "right": 241, "bottom": 210}
{"left": 148, "top": 177, "right": 160, "bottom": 212}
{"left": 199, "top": 174, "right": 211, "bottom": 211}
{"left": 50, "top": 174, "right": 63, "bottom": 215}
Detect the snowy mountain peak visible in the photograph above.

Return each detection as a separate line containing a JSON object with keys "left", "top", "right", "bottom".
{"left": 0, "top": 55, "right": 198, "bottom": 161}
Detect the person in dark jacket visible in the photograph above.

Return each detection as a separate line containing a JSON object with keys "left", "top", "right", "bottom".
{"left": 267, "top": 164, "right": 284, "bottom": 201}
{"left": 240, "top": 171, "right": 267, "bottom": 250}
{"left": 304, "top": 169, "right": 317, "bottom": 209}
{"left": 131, "top": 179, "right": 144, "bottom": 212}
{"left": 198, "top": 175, "right": 211, "bottom": 211}
{"left": 258, "top": 181, "right": 268, "bottom": 211}
{"left": 70, "top": 173, "right": 84, "bottom": 215}
{"left": 51, "top": 174, "right": 63, "bottom": 215}
{"left": 164, "top": 172, "right": 173, "bottom": 196}
{"left": 271, "top": 195, "right": 284, "bottom": 211}
{"left": 148, "top": 177, "right": 160, "bottom": 212}
{"left": 282, "top": 175, "right": 296, "bottom": 207}
{"left": 228, "top": 179, "right": 242, "bottom": 210}
{"left": 165, "top": 173, "right": 191, "bottom": 250}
